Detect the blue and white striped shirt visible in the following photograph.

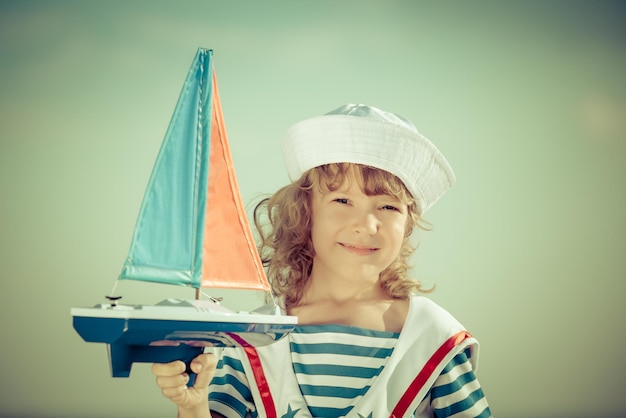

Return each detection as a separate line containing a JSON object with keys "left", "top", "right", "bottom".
{"left": 209, "top": 324, "right": 491, "bottom": 417}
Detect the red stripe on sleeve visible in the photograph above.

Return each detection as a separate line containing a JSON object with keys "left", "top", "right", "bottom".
{"left": 390, "top": 331, "right": 472, "bottom": 418}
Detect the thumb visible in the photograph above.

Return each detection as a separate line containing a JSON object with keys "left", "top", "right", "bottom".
{"left": 189, "top": 353, "right": 218, "bottom": 388}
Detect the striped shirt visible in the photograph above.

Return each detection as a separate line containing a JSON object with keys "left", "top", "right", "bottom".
{"left": 209, "top": 324, "right": 491, "bottom": 417}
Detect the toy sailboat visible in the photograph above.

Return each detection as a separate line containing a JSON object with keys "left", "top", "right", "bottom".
{"left": 71, "top": 48, "right": 297, "bottom": 379}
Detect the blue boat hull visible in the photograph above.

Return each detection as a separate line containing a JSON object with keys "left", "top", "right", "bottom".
{"left": 73, "top": 314, "right": 293, "bottom": 380}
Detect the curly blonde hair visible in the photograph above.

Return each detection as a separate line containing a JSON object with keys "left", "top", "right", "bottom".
{"left": 254, "top": 163, "right": 431, "bottom": 308}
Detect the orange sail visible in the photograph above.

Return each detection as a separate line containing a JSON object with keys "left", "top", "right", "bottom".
{"left": 201, "top": 72, "right": 267, "bottom": 289}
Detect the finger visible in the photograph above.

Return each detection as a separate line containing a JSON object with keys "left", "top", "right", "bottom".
{"left": 155, "top": 373, "right": 189, "bottom": 390}
{"left": 151, "top": 360, "right": 186, "bottom": 377}
{"left": 161, "top": 384, "right": 188, "bottom": 403}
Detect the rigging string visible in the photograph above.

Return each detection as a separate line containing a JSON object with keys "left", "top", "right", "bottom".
{"left": 105, "top": 280, "right": 122, "bottom": 306}
{"left": 109, "top": 280, "right": 119, "bottom": 297}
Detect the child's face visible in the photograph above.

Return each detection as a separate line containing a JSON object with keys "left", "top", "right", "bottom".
{"left": 309, "top": 177, "right": 409, "bottom": 285}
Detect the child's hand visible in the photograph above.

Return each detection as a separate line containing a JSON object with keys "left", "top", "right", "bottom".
{"left": 152, "top": 353, "right": 217, "bottom": 417}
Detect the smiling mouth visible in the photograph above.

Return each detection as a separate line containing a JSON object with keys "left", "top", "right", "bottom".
{"left": 339, "top": 243, "right": 379, "bottom": 255}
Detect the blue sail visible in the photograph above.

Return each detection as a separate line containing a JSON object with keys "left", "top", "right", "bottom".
{"left": 119, "top": 48, "right": 213, "bottom": 288}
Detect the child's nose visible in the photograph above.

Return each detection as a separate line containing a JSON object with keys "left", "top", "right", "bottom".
{"left": 352, "top": 211, "right": 380, "bottom": 234}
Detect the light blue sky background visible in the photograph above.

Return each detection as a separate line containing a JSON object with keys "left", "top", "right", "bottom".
{"left": 1, "top": 1, "right": 625, "bottom": 417}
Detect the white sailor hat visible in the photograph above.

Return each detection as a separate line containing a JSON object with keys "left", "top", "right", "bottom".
{"left": 282, "top": 103, "right": 456, "bottom": 214}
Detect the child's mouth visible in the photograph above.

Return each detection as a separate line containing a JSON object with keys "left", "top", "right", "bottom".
{"left": 339, "top": 243, "right": 379, "bottom": 255}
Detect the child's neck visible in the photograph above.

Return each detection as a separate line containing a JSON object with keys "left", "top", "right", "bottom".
{"left": 302, "top": 278, "right": 385, "bottom": 305}
{"left": 302, "top": 263, "right": 386, "bottom": 303}
{"left": 289, "top": 279, "right": 409, "bottom": 333}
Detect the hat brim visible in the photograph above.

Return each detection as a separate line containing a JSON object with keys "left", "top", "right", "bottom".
{"left": 282, "top": 115, "right": 455, "bottom": 214}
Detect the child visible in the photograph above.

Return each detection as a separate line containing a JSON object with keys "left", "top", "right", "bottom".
{"left": 152, "top": 104, "right": 492, "bottom": 418}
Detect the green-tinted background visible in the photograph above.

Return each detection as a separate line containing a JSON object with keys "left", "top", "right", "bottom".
{"left": 1, "top": 1, "right": 624, "bottom": 417}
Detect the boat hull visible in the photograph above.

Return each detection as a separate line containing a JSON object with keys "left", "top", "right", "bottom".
{"left": 71, "top": 300, "right": 296, "bottom": 379}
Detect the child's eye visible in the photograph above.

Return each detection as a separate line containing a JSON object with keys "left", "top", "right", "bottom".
{"left": 334, "top": 198, "right": 349, "bottom": 204}
{"left": 381, "top": 205, "right": 399, "bottom": 211}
